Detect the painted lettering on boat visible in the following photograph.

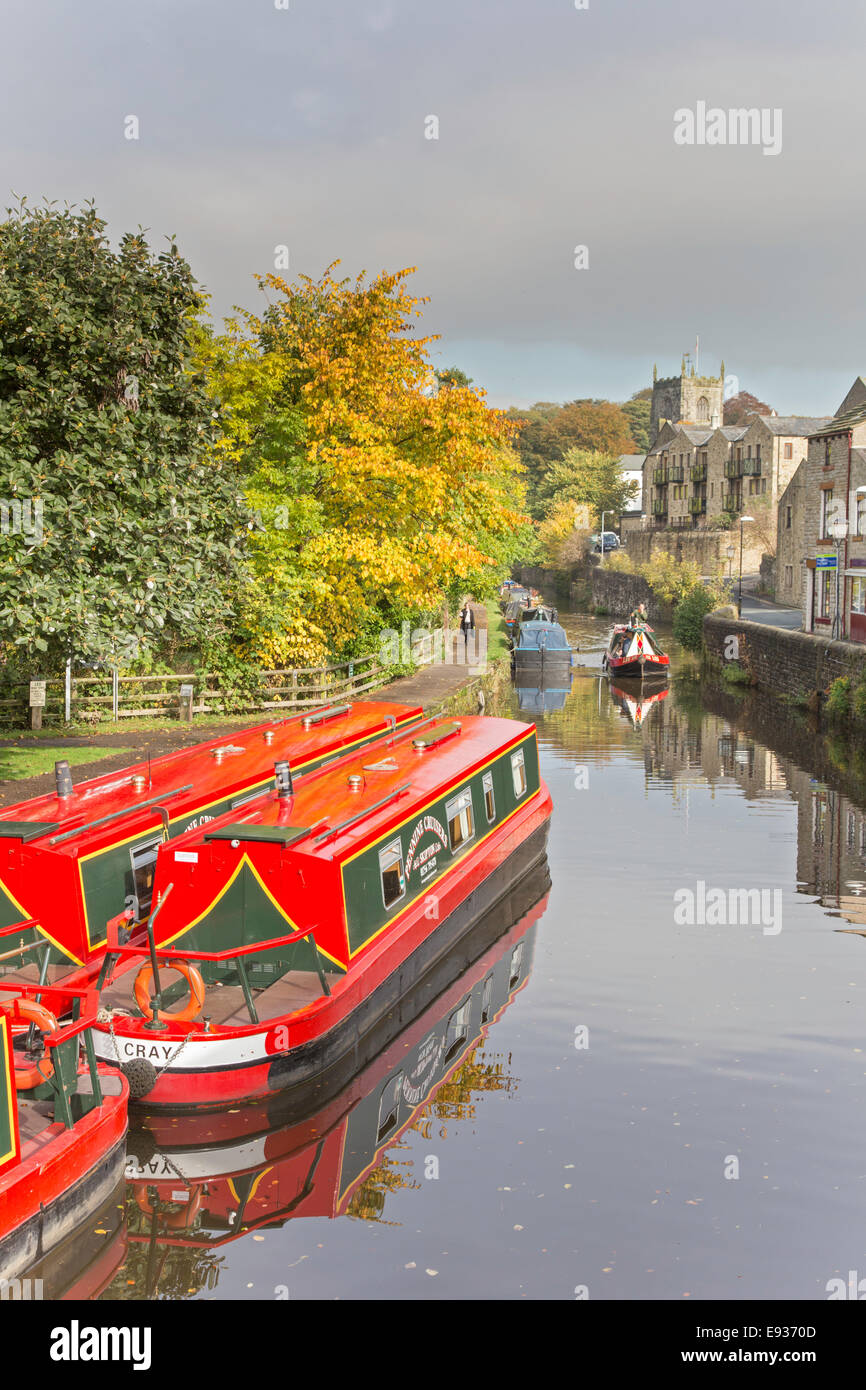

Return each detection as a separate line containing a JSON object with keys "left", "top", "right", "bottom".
{"left": 122, "top": 1041, "right": 177, "bottom": 1063}
{"left": 405, "top": 815, "right": 447, "bottom": 877}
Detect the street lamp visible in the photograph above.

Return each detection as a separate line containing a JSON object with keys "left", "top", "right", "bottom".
{"left": 600, "top": 510, "right": 607, "bottom": 565}
{"left": 726, "top": 544, "right": 735, "bottom": 580}
{"left": 830, "top": 513, "right": 849, "bottom": 639}
{"left": 737, "top": 516, "right": 755, "bottom": 618}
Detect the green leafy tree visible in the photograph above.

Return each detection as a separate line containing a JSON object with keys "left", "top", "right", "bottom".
{"left": 535, "top": 447, "right": 637, "bottom": 522}
{"left": 435, "top": 365, "right": 473, "bottom": 389}
{"left": 0, "top": 199, "right": 248, "bottom": 671}
{"left": 620, "top": 388, "right": 652, "bottom": 453}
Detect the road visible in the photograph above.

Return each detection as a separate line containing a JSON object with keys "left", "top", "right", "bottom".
{"left": 738, "top": 592, "right": 803, "bottom": 630}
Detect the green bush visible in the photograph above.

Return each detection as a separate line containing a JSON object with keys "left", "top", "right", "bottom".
{"left": 672, "top": 584, "right": 720, "bottom": 654}
{"left": 825, "top": 676, "right": 852, "bottom": 722}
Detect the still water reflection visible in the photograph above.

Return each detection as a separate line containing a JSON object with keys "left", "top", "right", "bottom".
{"left": 92, "top": 609, "right": 866, "bottom": 1301}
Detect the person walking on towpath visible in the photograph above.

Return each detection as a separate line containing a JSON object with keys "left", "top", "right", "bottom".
{"left": 459, "top": 600, "right": 476, "bottom": 657}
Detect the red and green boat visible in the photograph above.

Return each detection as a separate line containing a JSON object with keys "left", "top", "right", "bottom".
{"left": 0, "top": 700, "right": 423, "bottom": 987}
{"left": 0, "top": 980, "right": 128, "bottom": 1283}
{"left": 92, "top": 712, "right": 552, "bottom": 1110}
{"left": 120, "top": 866, "right": 549, "bottom": 1268}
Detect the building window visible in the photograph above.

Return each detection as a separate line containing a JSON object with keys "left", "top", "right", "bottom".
{"left": 786, "top": 506, "right": 792, "bottom": 529}
{"left": 784, "top": 443, "right": 793, "bottom": 459}
{"left": 446, "top": 788, "right": 474, "bottom": 852}
{"left": 857, "top": 493, "right": 866, "bottom": 537}
{"left": 696, "top": 396, "right": 709, "bottom": 422}
{"left": 379, "top": 840, "right": 406, "bottom": 910}
{"left": 761, "top": 478, "right": 767, "bottom": 494}
{"left": 482, "top": 770, "right": 495, "bottom": 823}
{"left": 784, "top": 565, "right": 793, "bottom": 590}
{"left": 820, "top": 571, "right": 832, "bottom": 619}
{"left": 852, "top": 577, "right": 866, "bottom": 615}
{"left": 511, "top": 749, "right": 527, "bottom": 798}
{"left": 825, "top": 440, "right": 832, "bottom": 467}
{"left": 821, "top": 489, "right": 835, "bottom": 538}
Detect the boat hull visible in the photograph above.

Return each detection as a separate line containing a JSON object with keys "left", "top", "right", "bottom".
{"left": 603, "top": 656, "right": 669, "bottom": 680}
{"left": 94, "top": 793, "right": 552, "bottom": 1112}
{"left": 0, "top": 1119, "right": 128, "bottom": 1283}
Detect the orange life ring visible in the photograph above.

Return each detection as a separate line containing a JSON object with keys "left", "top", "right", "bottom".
{"left": 133, "top": 961, "right": 206, "bottom": 1024}
{"left": 133, "top": 1183, "right": 203, "bottom": 1229}
{"left": 1, "top": 1000, "right": 58, "bottom": 1091}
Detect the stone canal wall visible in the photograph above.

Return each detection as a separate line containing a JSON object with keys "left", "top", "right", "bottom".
{"left": 588, "top": 568, "right": 674, "bottom": 623}
{"left": 624, "top": 526, "right": 765, "bottom": 577}
{"left": 703, "top": 613, "right": 866, "bottom": 700}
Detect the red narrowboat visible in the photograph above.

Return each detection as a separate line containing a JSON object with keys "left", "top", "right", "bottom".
{"left": 121, "top": 869, "right": 548, "bottom": 1267}
{"left": 93, "top": 713, "right": 552, "bottom": 1110}
{"left": 0, "top": 981, "right": 128, "bottom": 1283}
{"left": 0, "top": 701, "right": 423, "bottom": 987}
{"left": 601, "top": 623, "right": 670, "bottom": 680}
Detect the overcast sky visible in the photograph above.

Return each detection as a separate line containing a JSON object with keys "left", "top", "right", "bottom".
{"left": 2, "top": 0, "right": 864, "bottom": 413}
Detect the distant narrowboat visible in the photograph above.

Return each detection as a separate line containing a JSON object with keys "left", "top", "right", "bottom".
{"left": 93, "top": 714, "right": 552, "bottom": 1109}
{"left": 511, "top": 620, "right": 574, "bottom": 679}
{"left": 601, "top": 623, "right": 670, "bottom": 681}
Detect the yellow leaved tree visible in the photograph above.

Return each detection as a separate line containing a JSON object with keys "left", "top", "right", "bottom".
{"left": 197, "top": 264, "right": 527, "bottom": 666}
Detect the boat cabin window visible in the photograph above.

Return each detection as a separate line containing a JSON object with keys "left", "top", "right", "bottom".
{"left": 379, "top": 839, "right": 406, "bottom": 910}
{"left": 482, "top": 771, "right": 495, "bottom": 823}
{"left": 511, "top": 749, "right": 527, "bottom": 798}
{"left": 446, "top": 788, "right": 475, "bottom": 852}
{"left": 128, "top": 834, "right": 163, "bottom": 920}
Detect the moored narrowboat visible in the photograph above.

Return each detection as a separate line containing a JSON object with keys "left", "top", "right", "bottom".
{"left": 511, "top": 619, "right": 574, "bottom": 679}
{"left": 93, "top": 713, "right": 552, "bottom": 1109}
{"left": 601, "top": 623, "right": 670, "bottom": 681}
{"left": 122, "top": 869, "right": 548, "bottom": 1259}
{"left": 0, "top": 981, "right": 128, "bottom": 1282}
{"left": 0, "top": 701, "right": 423, "bottom": 987}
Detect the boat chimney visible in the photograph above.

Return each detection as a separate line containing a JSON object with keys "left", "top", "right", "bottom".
{"left": 263, "top": 730, "right": 275, "bottom": 745}
{"left": 275, "top": 760, "right": 294, "bottom": 799}
{"left": 55, "top": 759, "right": 74, "bottom": 799}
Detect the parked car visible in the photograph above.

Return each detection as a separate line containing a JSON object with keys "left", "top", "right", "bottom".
{"left": 591, "top": 531, "right": 620, "bottom": 553}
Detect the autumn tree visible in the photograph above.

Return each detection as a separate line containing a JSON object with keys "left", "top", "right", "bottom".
{"left": 0, "top": 199, "right": 247, "bottom": 672}
{"left": 723, "top": 390, "right": 774, "bottom": 426}
{"left": 199, "top": 265, "right": 527, "bottom": 666}
{"left": 509, "top": 398, "right": 634, "bottom": 517}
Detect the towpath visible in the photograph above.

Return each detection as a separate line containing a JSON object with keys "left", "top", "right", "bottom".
{"left": 0, "top": 604, "right": 492, "bottom": 805}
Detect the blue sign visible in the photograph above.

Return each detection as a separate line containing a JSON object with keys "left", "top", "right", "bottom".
{"left": 815, "top": 556, "right": 837, "bottom": 569}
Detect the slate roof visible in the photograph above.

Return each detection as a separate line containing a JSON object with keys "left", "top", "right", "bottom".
{"left": 753, "top": 415, "right": 833, "bottom": 436}
{"left": 808, "top": 407, "right": 866, "bottom": 439}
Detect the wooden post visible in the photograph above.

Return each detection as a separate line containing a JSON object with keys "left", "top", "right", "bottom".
{"left": 29, "top": 680, "right": 46, "bottom": 731}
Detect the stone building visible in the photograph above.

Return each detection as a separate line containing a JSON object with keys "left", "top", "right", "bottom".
{"left": 650, "top": 359, "right": 725, "bottom": 445}
{"left": 802, "top": 377, "right": 866, "bottom": 642}
{"left": 775, "top": 460, "right": 807, "bottom": 607}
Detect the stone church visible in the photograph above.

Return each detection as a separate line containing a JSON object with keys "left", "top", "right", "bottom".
{"left": 650, "top": 358, "right": 725, "bottom": 444}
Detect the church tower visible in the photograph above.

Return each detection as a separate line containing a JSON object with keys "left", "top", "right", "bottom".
{"left": 650, "top": 358, "right": 725, "bottom": 444}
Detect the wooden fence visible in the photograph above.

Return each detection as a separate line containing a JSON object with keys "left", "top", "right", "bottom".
{"left": 0, "top": 654, "right": 386, "bottom": 727}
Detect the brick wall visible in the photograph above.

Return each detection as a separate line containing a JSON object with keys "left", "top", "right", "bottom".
{"left": 703, "top": 613, "right": 866, "bottom": 700}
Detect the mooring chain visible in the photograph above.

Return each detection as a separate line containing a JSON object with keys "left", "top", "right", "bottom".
{"left": 96, "top": 1003, "right": 193, "bottom": 1079}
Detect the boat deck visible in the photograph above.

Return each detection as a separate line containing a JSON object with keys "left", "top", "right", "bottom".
{"left": 101, "top": 967, "right": 341, "bottom": 1029}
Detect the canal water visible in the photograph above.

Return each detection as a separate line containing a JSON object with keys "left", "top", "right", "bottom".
{"left": 99, "top": 609, "right": 866, "bottom": 1301}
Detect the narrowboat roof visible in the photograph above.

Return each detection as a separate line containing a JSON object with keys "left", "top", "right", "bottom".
{"left": 0, "top": 701, "right": 423, "bottom": 859}
{"left": 514, "top": 621, "right": 572, "bottom": 651}
{"left": 162, "top": 714, "right": 536, "bottom": 865}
